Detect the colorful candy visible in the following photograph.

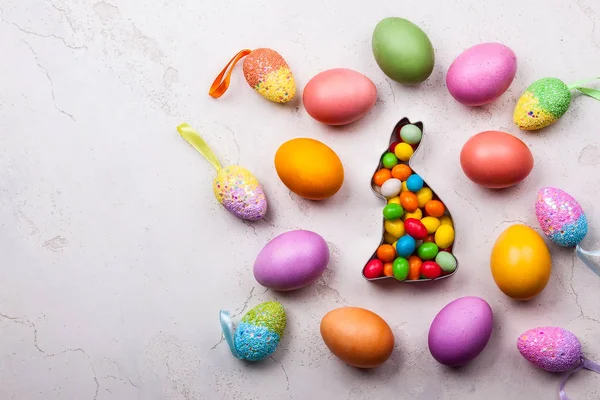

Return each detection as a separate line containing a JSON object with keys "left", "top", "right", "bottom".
{"left": 393, "top": 257, "right": 410, "bottom": 280}
{"left": 421, "top": 261, "right": 442, "bottom": 279}
{"left": 396, "top": 235, "right": 416, "bottom": 258}
{"left": 383, "top": 203, "right": 404, "bottom": 220}
{"left": 435, "top": 225, "right": 455, "bottom": 249}
{"left": 418, "top": 242, "right": 439, "bottom": 260}
{"left": 380, "top": 178, "right": 402, "bottom": 198}
{"left": 406, "top": 174, "right": 424, "bottom": 192}
{"left": 436, "top": 252, "right": 457, "bottom": 273}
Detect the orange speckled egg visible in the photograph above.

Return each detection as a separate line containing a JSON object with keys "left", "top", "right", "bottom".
{"left": 320, "top": 307, "right": 394, "bottom": 368}
{"left": 275, "top": 138, "right": 344, "bottom": 200}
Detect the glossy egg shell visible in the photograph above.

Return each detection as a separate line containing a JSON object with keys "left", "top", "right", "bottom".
{"left": 428, "top": 296, "right": 493, "bottom": 366}
{"left": 446, "top": 43, "right": 517, "bottom": 106}
{"left": 320, "top": 307, "right": 394, "bottom": 368}
{"left": 517, "top": 326, "right": 582, "bottom": 372}
{"left": 213, "top": 165, "right": 267, "bottom": 221}
{"left": 275, "top": 138, "right": 344, "bottom": 200}
{"left": 253, "top": 230, "right": 329, "bottom": 291}
{"left": 535, "top": 187, "right": 588, "bottom": 247}
{"left": 491, "top": 224, "right": 551, "bottom": 300}
{"left": 460, "top": 131, "right": 534, "bottom": 189}
{"left": 303, "top": 68, "right": 377, "bottom": 125}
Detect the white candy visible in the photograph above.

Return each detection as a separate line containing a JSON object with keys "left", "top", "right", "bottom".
{"left": 380, "top": 178, "right": 402, "bottom": 198}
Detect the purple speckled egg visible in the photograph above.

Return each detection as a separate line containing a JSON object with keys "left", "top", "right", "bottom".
{"left": 253, "top": 230, "right": 329, "bottom": 291}
{"left": 446, "top": 43, "right": 517, "bottom": 106}
{"left": 428, "top": 296, "right": 494, "bottom": 366}
{"left": 535, "top": 187, "right": 588, "bottom": 247}
{"left": 517, "top": 327, "right": 582, "bottom": 372}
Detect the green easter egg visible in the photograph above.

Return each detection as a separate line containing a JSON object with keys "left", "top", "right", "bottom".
{"left": 383, "top": 203, "right": 404, "bottom": 220}
{"left": 513, "top": 77, "right": 572, "bottom": 131}
{"left": 400, "top": 124, "right": 423, "bottom": 144}
{"left": 242, "top": 301, "right": 287, "bottom": 337}
{"left": 382, "top": 152, "right": 399, "bottom": 168}
{"left": 417, "top": 242, "right": 439, "bottom": 260}
{"left": 392, "top": 257, "right": 409, "bottom": 280}
{"left": 435, "top": 251, "right": 457, "bottom": 272}
{"left": 372, "top": 17, "right": 435, "bottom": 84}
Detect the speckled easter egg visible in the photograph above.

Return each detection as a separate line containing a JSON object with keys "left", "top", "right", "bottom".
{"left": 514, "top": 77, "right": 571, "bottom": 130}
{"left": 536, "top": 187, "right": 588, "bottom": 247}
{"left": 517, "top": 327, "right": 582, "bottom": 372}
{"left": 254, "top": 230, "right": 329, "bottom": 291}
{"left": 446, "top": 43, "right": 517, "bottom": 106}
{"left": 212, "top": 166, "right": 267, "bottom": 221}
{"left": 234, "top": 301, "right": 287, "bottom": 361}
{"left": 243, "top": 48, "right": 296, "bottom": 103}
{"left": 303, "top": 68, "right": 377, "bottom": 125}
{"left": 275, "top": 138, "right": 344, "bottom": 200}
{"left": 428, "top": 296, "right": 494, "bottom": 366}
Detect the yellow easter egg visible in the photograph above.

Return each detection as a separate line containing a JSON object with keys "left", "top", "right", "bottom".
{"left": 434, "top": 225, "right": 454, "bottom": 248}
{"left": 213, "top": 166, "right": 268, "bottom": 221}
{"left": 275, "top": 138, "right": 344, "bottom": 200}
{"left": 421, "top": 217, "right": 441, "bottom": 234}
{"left": 384, "top": 219, "right": 405, "bottom": 238}
{"left": 490, "top": 224, "right": 552, "bottom": 300}
{"left": 401, "top": 181, "right": 409, "bottom": 192}
{"left": 403, "top": 208, "right": 422, "bottom": 221}
{"left": 416, "top": 187, "right": 433, "bottom": 208}
{"left": 439, "top": 215, "right": 453, "bottom": 227}
{"left": 387, "top": 196, "right": 401, "bottom": 205}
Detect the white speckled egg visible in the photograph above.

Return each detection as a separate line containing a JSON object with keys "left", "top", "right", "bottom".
{"left": 380, "top": 178, "right": 402, "bottom": 198}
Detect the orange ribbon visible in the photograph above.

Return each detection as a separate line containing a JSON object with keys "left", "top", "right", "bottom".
{"left": 208, "top": 49, "right": 252, "bottom": 98}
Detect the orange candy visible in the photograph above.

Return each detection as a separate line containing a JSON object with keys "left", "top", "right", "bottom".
{"left": 383, "top": 262, "right": 394, "bottom": 276}
{"left": 400, "top": 192, "right": 419, "bottom": 212}
{"left": 391, "top": 164, "right": 412, "bottom": 181}
{"left": 373, "top": 169, "right": 392, "bottom": 186}
{"left": 425, "top": 200, "right": 445, "bottom": 217}
{"left": 408, "top": 256, "right": 422, "bottom": 280}
{"left": 376, "top": 244, "right": 396, "bottom": 262}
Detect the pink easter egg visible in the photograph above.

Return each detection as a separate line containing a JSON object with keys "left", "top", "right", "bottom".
{"left": 517, "top": 327, "right": 582, "bottom": 372}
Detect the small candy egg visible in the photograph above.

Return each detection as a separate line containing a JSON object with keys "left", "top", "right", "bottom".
{"left": 517, "top": 327, "right": 581, "bottom": 372}
{"left": 394, "top": 143, "right": 414, "bottom": 161}
{"left": 393, "top": 257, "right": 410, "bottom": 280}
{"left": 416, "top": 189, "right": 433, "bottom": 210}
{"left": 364, "top": 259, "right": 384, "bottom": 279}
{"left": 396, "top": 235, "right": 416, "bottom": 258}
{"left": 405, "top": 218, "right": 428, "bottom": 239}
{"left": 421, "top": 216, "right": 441, "bottom": 234}
{"left": 383, "top": 232, "right": 397, "bottom": 244}
{"left": 436, "top": 251, "right": 457, "bottom": 273}
{"left": 408, "top": 255, "right": 422, "bottom": 280}
{"left": 406, "top": 174, "right": 424, "bottom": 192}
{"left": 242, "top": 49, "right": 296, "bottom": 103}
{"left": 373, "top": 169, "right": 392, "bottom": 186}
{"left": 387, "top": 196, "right": 401, "bottom": 205}
{"left": 400, "top": 124, "right": 423, "bottom": 144}
{"left": 400, "top": 191, "right": 419, "bottom": 212}
{"left": 435, "top": 225, "right": 455, "bottom": 249}
{"left": 382, "top": 152, "right": 399, "bottom": 169}
{"left": 384, "top": 219, "right": 405, "bottom": 237}
{"left": 213, "top": 166, "right": 268, "bottom": 221}
{"left": 383, "top": 262, "right": 394, "bottom": 276}
{"left": 383, "top": 204, "right": 404, "bottom": 220}
{"left": 401, "top": 181, "right": 410, "bottom": 193}
{"left": 535, "top": 187, "right": 588, "bottom": 247}
{"left": 439, "top": 215, "right": 453, "bottom": 227}
{"left": 417, "top": 242, "right": 439, "bottom": 260}
{"left": 425, "top": 200, "right": 445, "bottom": 217}
{"left": 513, "top": 78, "right": 571, "bottom": 131}
{"left": 403, "top": 208, "right": 423, "bottom": 220}
{"left": 392, "top": 164, "right": 412, "bottom": 180}
{"left": 380, "top": 178, "right": 402, "bottom": 198}
{"left": 421, "top": 261, "right": 442, "bottom": 279}
{"left": 376, "top": 244, "right": 397, "bottom": 262}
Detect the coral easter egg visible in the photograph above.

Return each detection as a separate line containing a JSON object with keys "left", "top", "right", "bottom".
{"left": 460, "top": 131, "right": 534, "bottom": 188}
{"left": 303, "top": 68, "right": 377, "bottom": 125}
{"left": 213, "top": 166, "right": 267, "bottom": 221}
{"left": 275, "top": 138, "right": 344, "bottom": 200}
{"left": 254, "top": 230, "right": 329, "bottom": 291}
{"left": 320, "top": 307, "right": 394, "bottom": 368}
{"left": 535, "top": 187, "right": 588, "bottom": 247}
{"left": 446, "top": 43, "right": 517, "bottom": 106}
{"left": 491, "top": 224, "right": 552, "bottom": 300}
{"left": 242, "top": 48, "right": 296, "bottom": 103}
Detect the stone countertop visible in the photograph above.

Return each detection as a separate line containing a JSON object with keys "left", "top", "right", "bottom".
{"left": 1, "top": 0, "right": 599, "bottom": 398}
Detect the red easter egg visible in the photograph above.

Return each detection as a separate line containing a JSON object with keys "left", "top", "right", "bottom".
{"left": 404, "top": 218, "right": 428, "bottom": 240}
{"left": 421, "top": 261, "right": 442, "bottom": 279}
{"left": 364, "top": 259, "right": 384, "bottom": 279}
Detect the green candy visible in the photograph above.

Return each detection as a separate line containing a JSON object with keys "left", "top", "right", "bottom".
{"left": 241, "top": 301, "right": 286, "bottom": 337}
{"left": 392, "top": 257, "right": 409, "bottom": 281}
{"left": 383, "top": 203, "right": 404, "bottom": 220}
{"left": 400, "top": 124, "right": 422, "bottom": 144}
{"left": 435, "top": 251, "right": 457, "bottom": 273}
{"left": 417, "top": 242, "right": 438, "bottom": 260}
{"left": 382, "top": 152, "right": 398, "bottom": 169}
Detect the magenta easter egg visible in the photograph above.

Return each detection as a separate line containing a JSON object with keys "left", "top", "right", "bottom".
{"left": 428, "top": 296, "right": 494, "bottom": 366}
{"left": 253, "top": 230, "right": 329, "bottom": 291}
{"left": 446, "top": 43, "right": 517, "bottom": 106}
{"left": 517, "top": 327, "right": 582, "bottom": 372}
{"left": 535, "top": 187, "right": 588, "bottom": 247}
{"left": 303, "top": 68, "right": 377, "bottom": 126}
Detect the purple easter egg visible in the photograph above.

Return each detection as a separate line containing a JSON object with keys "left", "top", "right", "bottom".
{"left": 517, "top": 327, "right": 582, "bottom": 372}
{"left": 253, "top": 230, "right": 329, "bottom": 291}
{"left": 446, "top": 42, "right": 517, "bottom": 106}
{"left": 428, "top": 296, "right": 494, "bottom": 366}
{"left": 535, "top": 187, "right": 587, "bottom": 247}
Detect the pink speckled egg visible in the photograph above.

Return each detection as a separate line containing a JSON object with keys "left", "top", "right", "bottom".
{"left": 446, "top": 43, "right": 517, "bottom": 106}
{"left": 517, "top": 327, "right": 582, "bottom": 372}
{"left": 253, "top": 230, "right": 329, "bottom": 291}
{"left": 428, "top": 296, "right": 494, "bottom": 366}
{"left": 535, "top": 187, "right": 588, "bottom": 247}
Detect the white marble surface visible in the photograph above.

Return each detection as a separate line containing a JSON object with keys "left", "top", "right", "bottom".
{"left": 1, "top": 0, "right": 600, "bottom": 399}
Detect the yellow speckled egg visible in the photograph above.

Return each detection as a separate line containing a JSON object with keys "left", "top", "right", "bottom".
{"left": 490, "top": 224, "right": 552, "bottom": 300}
{"left": 275, "top": 138, "right": 344, "bottom": 200}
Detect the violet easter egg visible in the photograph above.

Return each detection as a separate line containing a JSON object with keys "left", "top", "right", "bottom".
{"left": 535, "top": 187, "right": 588, "bottom": 247}
{"left": 303, "top": 68, "right": 377, "bottom": 126}
{"left": 446, "top": 43, "right": 517, "bottom": 106}
{"left": 213, "top": 166, "right": 267, "bottom": 221}
{"left": 517, "top": 327, "right": 582, "bottom": 372}
{"left": 253, "top": 230, "right": 329, "bottom": 291}
{"left": 428, "top": 296, "right": 494, "bottom": 366}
